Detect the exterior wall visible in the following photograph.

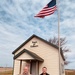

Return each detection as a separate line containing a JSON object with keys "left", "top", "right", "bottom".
{"left": 13, "top": 37, "right": 64, "bottom": 75}
{"left": 60, "top": 55, "right": 65, "bottom": 75}
{"left": 13, "top": 60, "right": 27, "bottom": 75}
{"left": 13, "top": 60, "right": 20, "bottom": 75}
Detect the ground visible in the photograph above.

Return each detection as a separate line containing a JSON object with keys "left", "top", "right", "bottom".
{"left": 0, "top": 67, "right": 75, "bottom": 75}
{"left": 65, "top": 69, "right": 75, "bottom": 75}
{"left": 0, "top": 67, "right": 13, "bottom": 75}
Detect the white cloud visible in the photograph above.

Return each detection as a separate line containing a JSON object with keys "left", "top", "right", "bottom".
{"left": 0, "top": 0, "right": 75, "bottom": 69}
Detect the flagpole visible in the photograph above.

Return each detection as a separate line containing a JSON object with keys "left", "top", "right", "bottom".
{"left": 56, "top": 0, "right": 61, "bottom": 75}
{"left": 35, "top": 0, "right": 61, "bottom": 74}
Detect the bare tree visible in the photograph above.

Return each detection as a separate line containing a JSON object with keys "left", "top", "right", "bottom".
{"left": 48, "top": 37, "right": 70, "bottom": 65}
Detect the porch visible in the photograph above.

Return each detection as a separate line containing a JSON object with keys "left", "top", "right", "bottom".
{"left": 13, "top": 49, "right": 44, "bottom": 75}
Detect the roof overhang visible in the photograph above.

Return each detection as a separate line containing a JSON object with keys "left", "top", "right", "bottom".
{"left": 13, "top": 49, "right": 44, "bottom": 62}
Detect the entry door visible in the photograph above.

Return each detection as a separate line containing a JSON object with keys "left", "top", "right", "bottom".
{"left": 30, "top": 61, "right": 39, "bottom": 75}
{"left": 31, "top": 61, "right": 36, "bottom": 75}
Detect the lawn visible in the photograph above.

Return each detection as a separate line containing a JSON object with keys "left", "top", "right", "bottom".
{"left": 0, "top": 70, "right": 13, "bottom": 75}
{"left": 0, "top": 70, "right": 75, "bottom": 75}
{"left": 65, "top": 70, "right": 75, "bottom": 75}
{"left": 65, "top": 72, "right": 75, "bottom": 75}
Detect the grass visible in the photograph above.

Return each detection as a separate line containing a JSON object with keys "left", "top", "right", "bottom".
{"left": 0, "top": 70, "right": 75, "bottom": 75}
{"left": 65, "top": 71, "right": 75, "bottom": 75}
{"left": 0, "top": 70, "right": 13, "bottom": 75}
{"left": 65, "top": 72, "right": 75, "bottom": 75}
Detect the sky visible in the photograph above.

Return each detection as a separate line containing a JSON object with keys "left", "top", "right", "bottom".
{"left": 0, "top": 0, "right": 75, "bottom": 69}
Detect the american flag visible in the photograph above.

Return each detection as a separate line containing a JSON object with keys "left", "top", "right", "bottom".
{"left": 35, "top": 0, "right": 57, "bottom": 18}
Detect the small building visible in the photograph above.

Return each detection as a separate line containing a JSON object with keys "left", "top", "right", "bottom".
{"left": 12, "top": 34, "right": 65, "bottom": 75}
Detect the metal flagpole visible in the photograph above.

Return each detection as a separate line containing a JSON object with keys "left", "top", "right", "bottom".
{"left": 56, "top": 0, "right": 61, "bottom": 75}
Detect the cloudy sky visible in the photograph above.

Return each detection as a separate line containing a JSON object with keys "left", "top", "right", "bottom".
{"left": 0, "top": 0, "right": 75, "bottom": 69}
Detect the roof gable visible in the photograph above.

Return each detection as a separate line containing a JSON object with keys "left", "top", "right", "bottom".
{"left": 12, "top": 34, "right": 65, "bottom": 60}
{"left": 12, "top": 34, "right": 58, "bottom": 54}
{"left": 14, "top": 49, "right": 44, "bottom": 62}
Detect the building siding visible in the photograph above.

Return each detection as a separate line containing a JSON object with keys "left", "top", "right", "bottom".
{"left": 16, "top": 52, "right": 34, "bottom": 60}
{"left": 13, "top": 37, "right": 65, "bottom": 75}
{"left": 13, "top": 60, "right": 20, "bottom": 75}
{"left": 60, "top": 55, "right": 65, "bottom": 75}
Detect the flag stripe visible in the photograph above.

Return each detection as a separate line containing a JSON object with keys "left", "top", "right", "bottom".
{"left": 36, "top": 10, "right": 56, "bottom": 17}
{"left": 42, "top": 5, "right": 56, "bottom": 11}
{"left": 36, "top": 12, "right": 54, "bottom": 18}
{"left": 35, "top": 6, "right": 56, "bottom": 17}
{"left": 34, "top": 0, "right": 57, "bottom": 18}
{"left": 38, "top": 6, "right": 56, "bottom": 14}
{"left": 36, "top": 9, "right": 56, "bottom": 17}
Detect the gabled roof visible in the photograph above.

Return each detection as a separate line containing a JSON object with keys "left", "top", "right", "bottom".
{"left": 12, "top": 34, "right": 65, "bottom": 60}
{"left": 14, "top": 49, "right": 44, "bottom": 62}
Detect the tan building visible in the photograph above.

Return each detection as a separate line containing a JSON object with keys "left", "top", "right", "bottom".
{"left": 12, "top": 34, "right": 65, "bottom": 75}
